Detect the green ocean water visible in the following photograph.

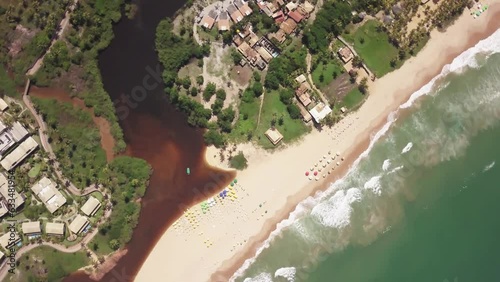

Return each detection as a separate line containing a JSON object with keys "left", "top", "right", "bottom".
{"left": 234, "top": 31, "right": 500, "bottom": 282}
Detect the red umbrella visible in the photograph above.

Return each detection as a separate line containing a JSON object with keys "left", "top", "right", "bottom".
{"left": 314, "top": 171, "right": 318, "bottom": 176}
{"left": 305, "top": 171, "right": 309, "bottom": 176}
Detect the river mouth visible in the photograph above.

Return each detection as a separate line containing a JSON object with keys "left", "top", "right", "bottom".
{"left": 63, "top": 0, "right": 234, "bottom": 281}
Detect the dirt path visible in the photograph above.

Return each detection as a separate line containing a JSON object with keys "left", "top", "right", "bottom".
{"left": 256, "top": 91, "right": 265, "bottom": 126}
{"left": 26, "top": 0, "right": 79, "bottom": 76}
{"left": 306, "top": 52, "right": 329, "bottom": 104}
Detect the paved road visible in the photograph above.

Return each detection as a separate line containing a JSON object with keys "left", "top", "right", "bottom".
{"left": 26, "top": 0, "right": 79, "bottom": 76}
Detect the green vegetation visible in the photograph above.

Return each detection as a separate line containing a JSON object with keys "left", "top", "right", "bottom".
{"left": 96, "top": 156, "right": 151, "bottom": 250}
{"left": 338, "top": 87, "right": 366, "bottom": 110}
{"left": 311, "top": 59, "right": 344, "bottom": 88}
{"left": 303, "top": 1, "right": 352, "bottom": 54}
{"left": 256, "top": 90, "right": 310, "bottom": 148}
{"left": 0, "top": 0, "right": 70, "bottom": 84}
{"left": 18, "top": 246, "right": 89, "bottom": 281}
{"left": 28, "top": 163, "right": 41, "bottom": 178}
{"left": 229, "top": 151, "right": 248, "bottom": 170}
{"left": 343, "top": 20, "right": 399, "bottom": 77}
{"left": 32, "top": 97, "right": 107, "bottom": 188}
{"left": 0, "top": 65, "right": 18, "bottom": 97}
{"left": 264, "top": 43, "right": 307, "bottom": 90}
{"left": 227, "top": 90, "right": 260, "bottom": 143}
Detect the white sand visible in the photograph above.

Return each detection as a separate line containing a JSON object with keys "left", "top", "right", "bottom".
{"left": 136, "top": 2, "right": 500, "bottom": 282}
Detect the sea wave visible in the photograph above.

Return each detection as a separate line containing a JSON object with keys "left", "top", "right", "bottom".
{"left": 363, "top": 176, "right": 382, "bottom": 195}
{"left": 274, "top": 267, "right": 296, "bottom": 282}
{"left": 230, "top": 28, "right": 500, "bottom": 282}
{"left": 400, "top": 29, "right": 500, "bottom": 109}
{"left": 401, "top": 142, "right": 413, "bottom": 154}
{"left": 382, "top": 159, "right": 392, "bottom": 171}
{"left": 483, "top": 161, "right": 495, "bottom": 172}
{"left": 243, "top": 272, "right": 273, "bottom": 282}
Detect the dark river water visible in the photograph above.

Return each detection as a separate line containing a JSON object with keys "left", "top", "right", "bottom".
{"left": 65, "top": 0, "right": 234, "bottom": 281}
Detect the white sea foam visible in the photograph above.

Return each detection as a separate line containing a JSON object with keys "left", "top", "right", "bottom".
{"left": 230, "top": 30, "right": 500, "bottom": 282}
{"left": 311, "top": 188, "right": 362, "bottom": 228}
{"left": 483, "top": 161, "right": 495, "bottom": 172}
{"left": 401, "top": 142, "right": 413, "bottom": 154}
{"left": 400, "top": 29, "right": 500, "bottom": 109}
{"left": 364, "top": 176, "right": 382, "bottom": 195}
{"left": 274, "top": 267, "right": 296, "bottom": 282}
{"left": 243, "top": 272, "right": 273, "bottom": 282}
{"left": 388, "top": 165, "right": 404, "bottom": 175}
{"left": 382, "top": 159, "right": 392, "bottom": 171}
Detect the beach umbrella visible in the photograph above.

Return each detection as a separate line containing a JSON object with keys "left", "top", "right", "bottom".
{"left": 313, "top": 171, "right": 318, "bottom": 176}
{"left": 327, "top": 160, "right": 331, "bottom": 164}
{"left": 234, "top": 179, "right": 238, "bottom": 183}
{"left": 341, "top": 157, "right": 345, "bottom": 161}
{"left": 323, "top": 155, "right": 326, "bottom": 159}
{"left": 305, "top": 171, "right": 309, "bottom": 176}
{"left": 322, "top": 163, "right": 327, "bottom": 168}
{"left": 310, "top": 167, "right": 314, "bottom": 171}
{"left": 336, "top": 162, "right": 340, "bottom": 166}
{"left": 315, "top": 177, "right": 319, "bottom": 181}
{"left": 328, "top": 151, "right": 331, "bottom": 155}
{"left": 318, "top": 168, "right": 322, "bottom": 172}
{"left": 308, "top": 176, "right": 312, "bottom": 180}
{"left": 323, "top": 174, "right": 326, "bottom": 178}
{"left": 336, "top": 152, "right": 340, "bottom": 156}
{"left": 315, "top": 163, "right": 318, "bottom": 167}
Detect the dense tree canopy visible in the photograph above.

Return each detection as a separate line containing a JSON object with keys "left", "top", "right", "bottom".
{"left": 303, "top": 1, "right": 352, "bottom": 53}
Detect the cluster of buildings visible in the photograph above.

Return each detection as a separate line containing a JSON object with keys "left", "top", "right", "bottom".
{"left": 233, "top": 24, "right": 280, "bottom": 69}
{"left": 68, "top": 195, "right": 102, "bottom": 235}
{"left": 200, "top": 0, "right": 253, "bottom": 31}
{"left": 294, "top": 74, "right": 332, "bottom": 124}
{"left": 0, "top": 120, "right": 37, "bottom": 171}
{"left": 264, "top": 0, "right": 315, "bottom": 43}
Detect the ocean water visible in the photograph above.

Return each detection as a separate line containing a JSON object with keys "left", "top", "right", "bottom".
{"left": 232, "top": 29, "right": 500, "bottom": 282}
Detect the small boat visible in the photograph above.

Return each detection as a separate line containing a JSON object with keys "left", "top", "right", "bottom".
{"left": 186, "top": 167, "right": 191, "bottom": 175}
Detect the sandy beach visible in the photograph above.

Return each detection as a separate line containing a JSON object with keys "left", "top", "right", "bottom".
{"left": 135, "top": 2, "right": 500, "bottom": 282}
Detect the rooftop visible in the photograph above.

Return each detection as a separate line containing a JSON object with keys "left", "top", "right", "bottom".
{"left": 288, "top": 10, "right": 304, "bottom": 23}
{"left": 0, "top": 99, "right": 8, "bottom": 112}
{"left": 0, "top": 173, "right": 24, "bottom": 210}
{"left": 309, "top": 102, "right": 332, "bottom": 123}
{"left": 338, "top": 47, "right": 354, "bottom": 63}
{"left": 22, "top": 221, "right": 41, "bottom": 235}
{"left": 0, "top": 136, "right": 38, "bottom": 171}
{"left": 69, "top": 215, "right": 90, "bottom": 235}
{"left": 0, "top": 232, "right": 20, "bottom": 249}
{"left": 31, "top": 177, "right": 67, "bottom": 213}
{"left": 227, "top": 4, "right": 244, "bottom": 23}
{"left": 234, "top": 0, "right": 253, "bottom": 16}
{"left": 80, "top": 196, "right": 102, "bottom": 217}
{"left": 45, "top": 222, "right": 65, "bottom": 235}
{"left": 256, "top": 46, "right": 273, "bottom": 63}
{"left": 280, "top": 18, "right": 297, "bottom": 35}
{"left": 265, "top": 128, "right": 284, "bottom": 145}
{"left": 295, "top": 74, "right": 307, "bottom": 84}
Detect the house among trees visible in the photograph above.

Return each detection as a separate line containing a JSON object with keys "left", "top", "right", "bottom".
{"left": 201, "top": 9, "right": 218, "bottom": 29}
{"left": 22, "top": 221, "right": 42, "bottom": 237}
{"left": 338, "top": 47, "right": 354, "bottom": 64}
{"left": 280, "top": 18, "right": 297, "bottom": 35}
{"left": 227, "top": 4, "right": 244, "bottom": 23}
{"left": 298, "top": 1, "right": 315, "bottom": 16}
{"left": 45, "top": 222, "right": 65, "bottom": 236}
{"left": 234, "top": 0, "right": 253, "bottom": 16}
{"left": 256, "top": 46, "right": 273, "bottom": 63}
{"left": 218, "top": 12, "right": 230, "bottom": 31}
{"left": 0, "top": 121, "right": 30, "bottom": 159}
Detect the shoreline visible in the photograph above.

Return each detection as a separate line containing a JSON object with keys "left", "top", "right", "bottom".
{"left": 136, "top": 3, "right": 500, "bottom": 282}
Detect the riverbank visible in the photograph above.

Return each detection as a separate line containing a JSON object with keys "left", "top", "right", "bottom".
{"left": 136, "top": 2, "right": 500, "bottom": 281}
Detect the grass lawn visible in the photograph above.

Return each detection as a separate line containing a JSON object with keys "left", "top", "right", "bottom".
{"left": 89, "top": 191, "right": 104, "bottom": 202}
{"left": 28, "top": 163, "right": 41, "bottom": 178}
{"left": 89, "top": 231, "right": 114, "bottom": 256}
{"left": 17, "top": 246, "right": 89, "bottom": 282}
{"left": 312, "top": 60, "right": 344, "bottom": 88}
{"left": 343, "top": 20, "right": 399, "bottom": 77}
{"left": 227, "top": 96, "right": 261, "bottom": 143}
{"left": 255, "top": 90, "right": 310, "bottom": 149}
{"left": 338, "top": 88, "right": 366, "bottom": 110}
{"left": 198, "top": 26, "right": 220, "bottom": 42}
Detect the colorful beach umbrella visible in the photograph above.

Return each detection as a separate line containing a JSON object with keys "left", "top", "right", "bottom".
{"left": 313, "top": 171, "right": 318, "bottom": 176}
{"left": 305, "top": 171, "right": 309, "bottom": 176}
